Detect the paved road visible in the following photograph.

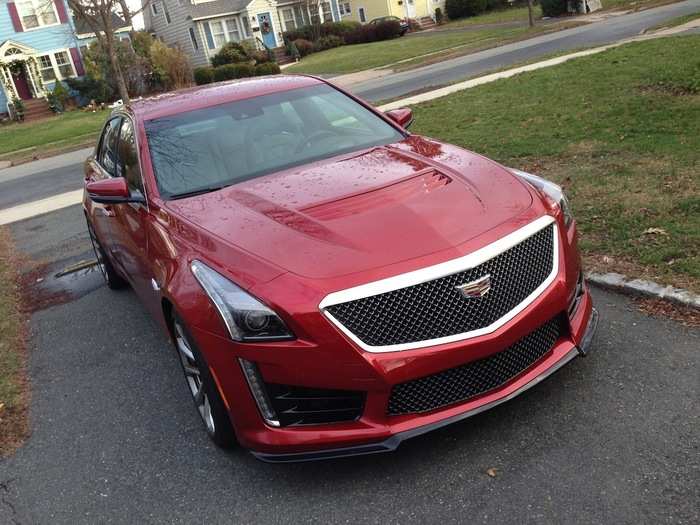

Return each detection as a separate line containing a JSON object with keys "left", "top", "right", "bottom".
{"left": 0, "top": 281, "right": 697, "bottom": 523}
{"left": 351, "top": 0, "right": 700, "bottom": 101}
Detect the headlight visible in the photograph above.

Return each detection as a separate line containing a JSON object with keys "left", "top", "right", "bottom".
{"left": 191, "top": 260, "right": 294, "bottom": 342}
{"left": 510, "top": 168, "right": 573, "bottom": 227}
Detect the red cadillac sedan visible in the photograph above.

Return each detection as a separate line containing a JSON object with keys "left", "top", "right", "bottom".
{"left": 83, "top": 75, "right": 598, "bottom": 462}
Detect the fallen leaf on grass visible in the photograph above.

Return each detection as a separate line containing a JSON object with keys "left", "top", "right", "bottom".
{"left": 642, "top": 227, "right": 669, "bottom": 236}
{"left": 486, "top": 468, "right": 498, "bottom": 478}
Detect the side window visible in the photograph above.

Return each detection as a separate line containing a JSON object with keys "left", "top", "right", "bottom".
{"left": 117, "top": 119, "right": 144, "bottom": 194}
{"left": 98, "top": 118, "right": 122, "bottom": 176}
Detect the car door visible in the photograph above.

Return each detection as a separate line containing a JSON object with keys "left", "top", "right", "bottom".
{"left": 110, "top": 117, "right": 154, "bottom": 305}
{"left": 85, "top": 117, "right": 122, "bottom": 260}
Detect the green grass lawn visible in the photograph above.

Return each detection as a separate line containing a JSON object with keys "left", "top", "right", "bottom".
{"left": 285, "top": 26, "right": 536, "bottom": 74}
{"left": 438, "top": 5, "right": 543, "bottom": 29}
{"left": 0, "top": 109, "right": 107, "bottom": 159}
{"left": 410, "top": 35, "right": 700, "bottom": 291}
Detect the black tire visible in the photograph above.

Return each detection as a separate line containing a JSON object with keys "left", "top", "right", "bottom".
{"left": 85, "top": 216, "right": 128, "bottom": 290}
{"left": 170, "top": 312, "right": 237, "bottom": 448}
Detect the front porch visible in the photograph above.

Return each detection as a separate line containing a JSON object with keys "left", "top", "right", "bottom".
{"left": 0, "top": 40, "right": 51, "bottom": 121}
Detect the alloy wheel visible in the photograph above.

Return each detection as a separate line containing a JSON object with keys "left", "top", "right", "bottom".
{"left": 173, "top": 319, "right": 216, "bottom": 434}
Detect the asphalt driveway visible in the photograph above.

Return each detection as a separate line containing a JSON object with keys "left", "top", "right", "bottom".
{"left": 0, "top": 211, "right": 697, "bottom": 523}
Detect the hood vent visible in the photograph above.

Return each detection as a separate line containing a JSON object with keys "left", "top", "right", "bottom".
{"left": 302, "top": 169, "right": 451, "bottom": 221}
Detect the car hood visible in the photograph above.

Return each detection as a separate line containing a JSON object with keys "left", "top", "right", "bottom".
{"left": 165, "top": 136, "right": 534, "bottom": 279}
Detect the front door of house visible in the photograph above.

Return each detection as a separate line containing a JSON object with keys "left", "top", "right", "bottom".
{"left": 11, "top": 67, "right": 32, "bottom": 100}
{"left": 257, "top": 12, "right": 277, "bottom": 48}
{"left": 404, "top": 0, "right": 416, "bottom": 18}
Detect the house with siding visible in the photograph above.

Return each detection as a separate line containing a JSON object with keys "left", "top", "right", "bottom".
{"left": 337, "top": 0, "right": 444, "bottom": 26}
{"left": 143, "top": 0, "right": 342, "bottom": 68}
{"left": 0, "top": 0, "right": 85, "bottom": 119}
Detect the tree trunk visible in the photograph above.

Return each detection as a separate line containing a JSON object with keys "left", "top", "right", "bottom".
{"left": 105, "top": 36, "right": 130, "bottom": 103}
{"left": 527, "top": 0, "right": 535, "bottom": 28}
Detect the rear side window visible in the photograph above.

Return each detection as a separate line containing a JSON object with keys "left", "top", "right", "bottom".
{"left": 117, "top": 119, "right": 144, "bottom": 194}
{"left": 98, "top": 118, "right": 122, "bottom": 176}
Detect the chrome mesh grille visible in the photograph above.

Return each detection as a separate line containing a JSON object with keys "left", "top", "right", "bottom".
{"left": 326, "top": 224, "right": 555, "bottom": 347}
{"left": 387, "top": 316, "right": 562, "bottom": 415}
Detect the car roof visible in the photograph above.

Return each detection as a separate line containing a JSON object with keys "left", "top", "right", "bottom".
{"left": 122, "top": 75, "right": 324, "bottom": 121}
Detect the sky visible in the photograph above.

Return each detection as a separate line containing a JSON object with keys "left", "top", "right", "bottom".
{"left": 125, "top": 0, "right": 146, "bottom": 30}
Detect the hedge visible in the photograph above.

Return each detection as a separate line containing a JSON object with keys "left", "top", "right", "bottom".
{"left": 254, "top": 62, "right": 281, "bottom": 76}
{"left": 344, "top": 20, "right": 402, "bottom": 45}
{"left": 540, "top": 0, "right": 569, "bottom": 17}
{"left": 283, "top": 21, "right": 361, "bottom": 43}
{"left": 193, "top": 62, "right": 281, "bottom": 85}
{"left": 212, "top": 63, "right": 256, "bottom": 82}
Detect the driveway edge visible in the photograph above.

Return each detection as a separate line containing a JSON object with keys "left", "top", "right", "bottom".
{"left": 587, "top": 272, "right": 700, "bottom": 310}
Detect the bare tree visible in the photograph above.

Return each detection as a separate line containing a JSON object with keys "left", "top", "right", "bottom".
{"left": 527, "top": 0, "right": 535, "bottom": 28}
{"left": 68, "top": 0, "right": 150, "bottom": 103}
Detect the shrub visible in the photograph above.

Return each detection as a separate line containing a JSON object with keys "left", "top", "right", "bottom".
{"left": 150, "top": 40, "right": 192, "bottom": 90}
{"left": 314, "top": 35, "right": 344, "bottom": 52}
{"left": 284, "top": 21, "right": 361, "bottom": 43}
{"left": 287, "top": 40, "right": 300, "bottom": 60}
{"left": 445, "top": 0, "right": 464, "bottom": 19}
{"left": 435, "top": 7, "right": 444, "bottom": 24}
{"left": 211, "top": 42, "right": 250, "bottom": 67}
{"left": 446, "top": 0, "right": 487, "bottom": 18}
{"left": 213, "top": 63, "right": 256, "bottom": 81}
{"left": 540, "top": 0, "right": 568, "bottom": 16}
{"left": 65, "top": 76, "right": 114, "bottom": 104}
{"left": 249, "top": 49, "right": 272, "bottom": 64}
{"left": 374, "top": 19, "right": 402, "bottom": 40}
{"left": 51, "top": 81, "right": 71, "bottom": 107}
{"left": 485, "top": 0, "right": 509, "bottom": 9}
{"left": 255, "top": 62, "right": 281, "bottom": 76}
{"left": 194, "top": 66, "right": 215, "bottom": 85}
{"left": 293, "top": 39, "right": 315, "bottom": 57}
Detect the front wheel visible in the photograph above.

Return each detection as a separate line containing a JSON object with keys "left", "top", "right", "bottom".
{"left": 85, "top": 216, "right": 127, "bottom": 290}
{"left": 171, "top": 313, "right": 237, "bottom": 448}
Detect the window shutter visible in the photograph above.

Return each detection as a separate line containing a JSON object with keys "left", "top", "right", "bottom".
{"left": 203, "top": 22, "right": 215, "bottom": 50}
{"left": 54, "top": 0, "right": 69, "bottom": 24}
{"left": 7, "top": 2, "right": 23, "bottom": 32}
{"left": 70, "top": 48, "right": 85, "bottom": 76}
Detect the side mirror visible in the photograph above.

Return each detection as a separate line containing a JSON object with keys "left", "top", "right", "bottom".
{"left": 87, "top": 178, "right": 145, "bottom": 205}
{"left": 385, "top": 108, "right": 413, "bottom": 129}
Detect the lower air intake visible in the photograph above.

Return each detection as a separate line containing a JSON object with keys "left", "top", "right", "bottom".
{"left": 387, "top": 316, "right": 563, "bottom": 416}
{"left": 265, "top": 384, "right": 365, "bottom": 426}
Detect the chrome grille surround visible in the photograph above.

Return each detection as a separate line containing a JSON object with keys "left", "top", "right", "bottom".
{"left": 319, "top": 215, "right": 559, "bottom": 353}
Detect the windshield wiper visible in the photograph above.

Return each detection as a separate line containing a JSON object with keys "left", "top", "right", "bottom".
{"left": 168, "top": 185, "right": 227, "bottom": 200}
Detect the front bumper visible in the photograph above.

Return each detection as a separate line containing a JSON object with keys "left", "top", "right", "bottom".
{"left": 186, "top": 215, "right": 597, "bottom": 462}
{"left": 252, "top": 304, "right": 598, "bottom": 463}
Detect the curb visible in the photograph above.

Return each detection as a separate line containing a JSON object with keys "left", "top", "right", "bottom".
{"left": 586, "top": 272, "right": 700, "bottom": 310}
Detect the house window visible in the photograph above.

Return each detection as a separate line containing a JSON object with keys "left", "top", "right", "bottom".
{"left": 37, "top": 50, "right": 75, "bottom": 82}
{"left": 281, "top": 8, "right": 296, "bottom": 31}
{"left": 225, "top": 18, "right": 241, "bottom": 42}
{"left": 16, "top": 0, "right": 59, "bottom": 30}
{"left": 358, "top": 7, "right": 366, "bottom": 22}
{"left": 241, "top": 16, "right": 251, "bottom": 37}
{"left": 54, "top": 51, "right": 74, "bottom": 78}
{"left": 210, "top": 20, "right": 226, "bottom": 48}
{"left": 291, "top": 6, "right": 304, "bottom": 26}
{"left": 151, "top": 2, "right": 160, "bottom": 15}
{"left": 163, "top": 0, "right": 172, "bottom": 24}
{"left": 339, "top": 2, "right": 351, "bottom": 16}
{"left": 188, "top": 27, "right": 199, "bottom": 50}
{"left": 321, "top": 2, "right": 333, "bottom": 22}
{"left": 38, "top": 54, "right": 56, "bottom": 81}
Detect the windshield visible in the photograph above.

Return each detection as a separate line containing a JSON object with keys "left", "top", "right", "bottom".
{"left": 144, "top": 84, "right": 405, "bottom": 199}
